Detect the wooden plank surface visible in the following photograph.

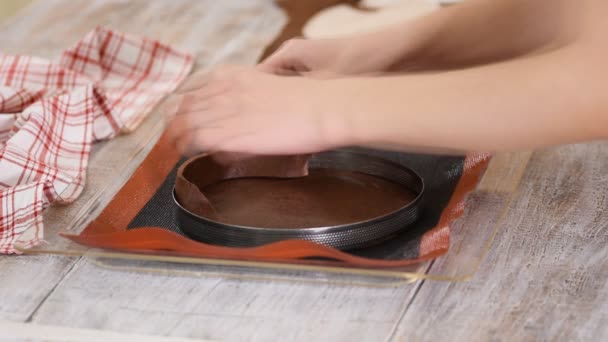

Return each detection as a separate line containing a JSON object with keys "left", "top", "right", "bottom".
{"left": 0, "top": 255, "right": 77, "bottom": 321}
{"left": 0, "top": 0, "right": 291, "bottom": 327}
{"left": 0, "top": 319, "right": 207, "bottom": 342}
{"left": 393, "top": 142, "right": 608, "bottom": 341}
{"left": 29, "top": 258, "right": 422, "bottom": 341}
{"left": 0, "top": 0, "right": 81, "bottom": 321}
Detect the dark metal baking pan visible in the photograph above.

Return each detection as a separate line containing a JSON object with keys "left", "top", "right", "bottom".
{"left": 174, "top": 150, "right": 424, "bottom": 250}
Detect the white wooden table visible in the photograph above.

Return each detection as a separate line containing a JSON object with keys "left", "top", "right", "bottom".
{"left": 1, "top": 1, "right": 607, "bottom": 341}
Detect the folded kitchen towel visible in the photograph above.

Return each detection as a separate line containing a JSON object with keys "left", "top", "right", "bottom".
{"left": 0, "top": 26, "right": 193, "bottom": 253}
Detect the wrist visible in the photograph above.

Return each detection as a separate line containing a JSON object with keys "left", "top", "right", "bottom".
{"left": 307, "top": 79, "right": 360, "bottom": 150}
{"left": 315, "top": 78, "right": 389, "bottom": 149}
{"left": 360, "top": 21, "right": 437, "bottom": 73}
{"left": 325, "top": 21, "right": 419, "bottom": 74}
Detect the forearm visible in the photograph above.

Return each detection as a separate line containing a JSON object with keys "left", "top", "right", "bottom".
{"left": 346, "top": 0, "right": 579, "bottom": 72}
{"left": 325, "top": 44, "right": 607, "bottom": 153}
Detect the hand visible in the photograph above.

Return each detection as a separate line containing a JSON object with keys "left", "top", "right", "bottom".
{"left": 257, "top": 37, "right": 397, "bottom": 78}
{"left": 166, "top": 65, "right": 349, "bottom": 156}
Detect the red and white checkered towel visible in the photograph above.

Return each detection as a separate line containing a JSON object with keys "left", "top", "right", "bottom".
{"left": 0, "top": 27, "right": 193, "bottom": 253}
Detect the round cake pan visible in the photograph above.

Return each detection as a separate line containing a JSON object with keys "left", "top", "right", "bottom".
{"left": 173, "top": 150, "right": 424, "bottom": 250}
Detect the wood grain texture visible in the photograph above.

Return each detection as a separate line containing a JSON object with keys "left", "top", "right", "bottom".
{"left": 0, "top": 319, "right": 207, "bottom": 342}
{"left": 30, "top": 258, "right": 420, "bottom": 341}
{"left": 2, "top": 1, "right": 607, "bottom": 341}
{"left": 393, "top": 142, "right": 608, "bottom": 341}
{"left": 0, "top": 0, "right": 289, "bottom": 327}
{"left": 0, "top": 255, "right": 77, "bottom": 321}
{"left": 424, "top": 152, "right": 531, "bottom": 281}
{"left": 0, "top": 0, "right": 286, "bottom": 64}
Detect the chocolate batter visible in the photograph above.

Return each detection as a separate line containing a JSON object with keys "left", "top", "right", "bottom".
{"left": 203, "top": 168, "right": 416, "bottom": 229}
{"left": 175, "top": 153, "right": 417, "bottom": 230}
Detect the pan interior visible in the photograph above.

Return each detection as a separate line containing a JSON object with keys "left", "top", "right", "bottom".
{"left": 202, "top": 168, "right": 417, "bottom": 229}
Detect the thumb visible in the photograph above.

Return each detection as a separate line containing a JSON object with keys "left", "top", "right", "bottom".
{"left": 256, "top": 63, "right": 302, "bottom": 76}
{"left": 256, "top": 51, "right": 299, "bottom": 75}
{"left": 257, "top": 39, "right": 309, "bottom": 75}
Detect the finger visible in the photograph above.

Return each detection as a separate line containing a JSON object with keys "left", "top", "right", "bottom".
{"left": 176, "top": 93, "right": 212, "bottom": 114}
{"left": 174, "top": 130, "right": 197, "bottom": 156}
{"left": 213, "top": 131, "right": 263, "bottom": 154}
{"left": 166, "top": 107, "right": 217, "bottom": 147}
{"left": 176, "top": 123, "right": 258, "bottom": 156}
{"left": 300, "top": 70, "right": 342, "bottom": 80}
{"left": 257, "top": 59, "right": 310, "bottom": 76}
{"left": 272, "top": 67, "right": 303, "bottom": 76}
{"left": 165, "top": 115, "right": 187, "bottom": 149}
{"left": 177, "top": 85, "right": 229, "bottom": 114}
{"left": 176, "top": 70, "right": 211, "bottom": 93}
{"left": 169, "top": 109, "right": 242, "bottom": 154}
{"left": 211, "top": 151, "right": 257, "bottom": 165}
{"left": 177, "top": 67, "right": 235, "bottom": 111}
{"left": 158, "top": 94, "right": 183, "bottom": 126}
{"left": 255, "top": 61, "right": 278, "bottom": 74}
{"left": 257, "top": 40, "right": 310, "bottom": 76}
{"left": 174, "top": 127, "right": 227, "bottom": 156}
{"left": 172, "top": 109, "right": 240, "bottom": 135}
{"left": 257, "top": 43, "right": 290, "bottom": 71}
